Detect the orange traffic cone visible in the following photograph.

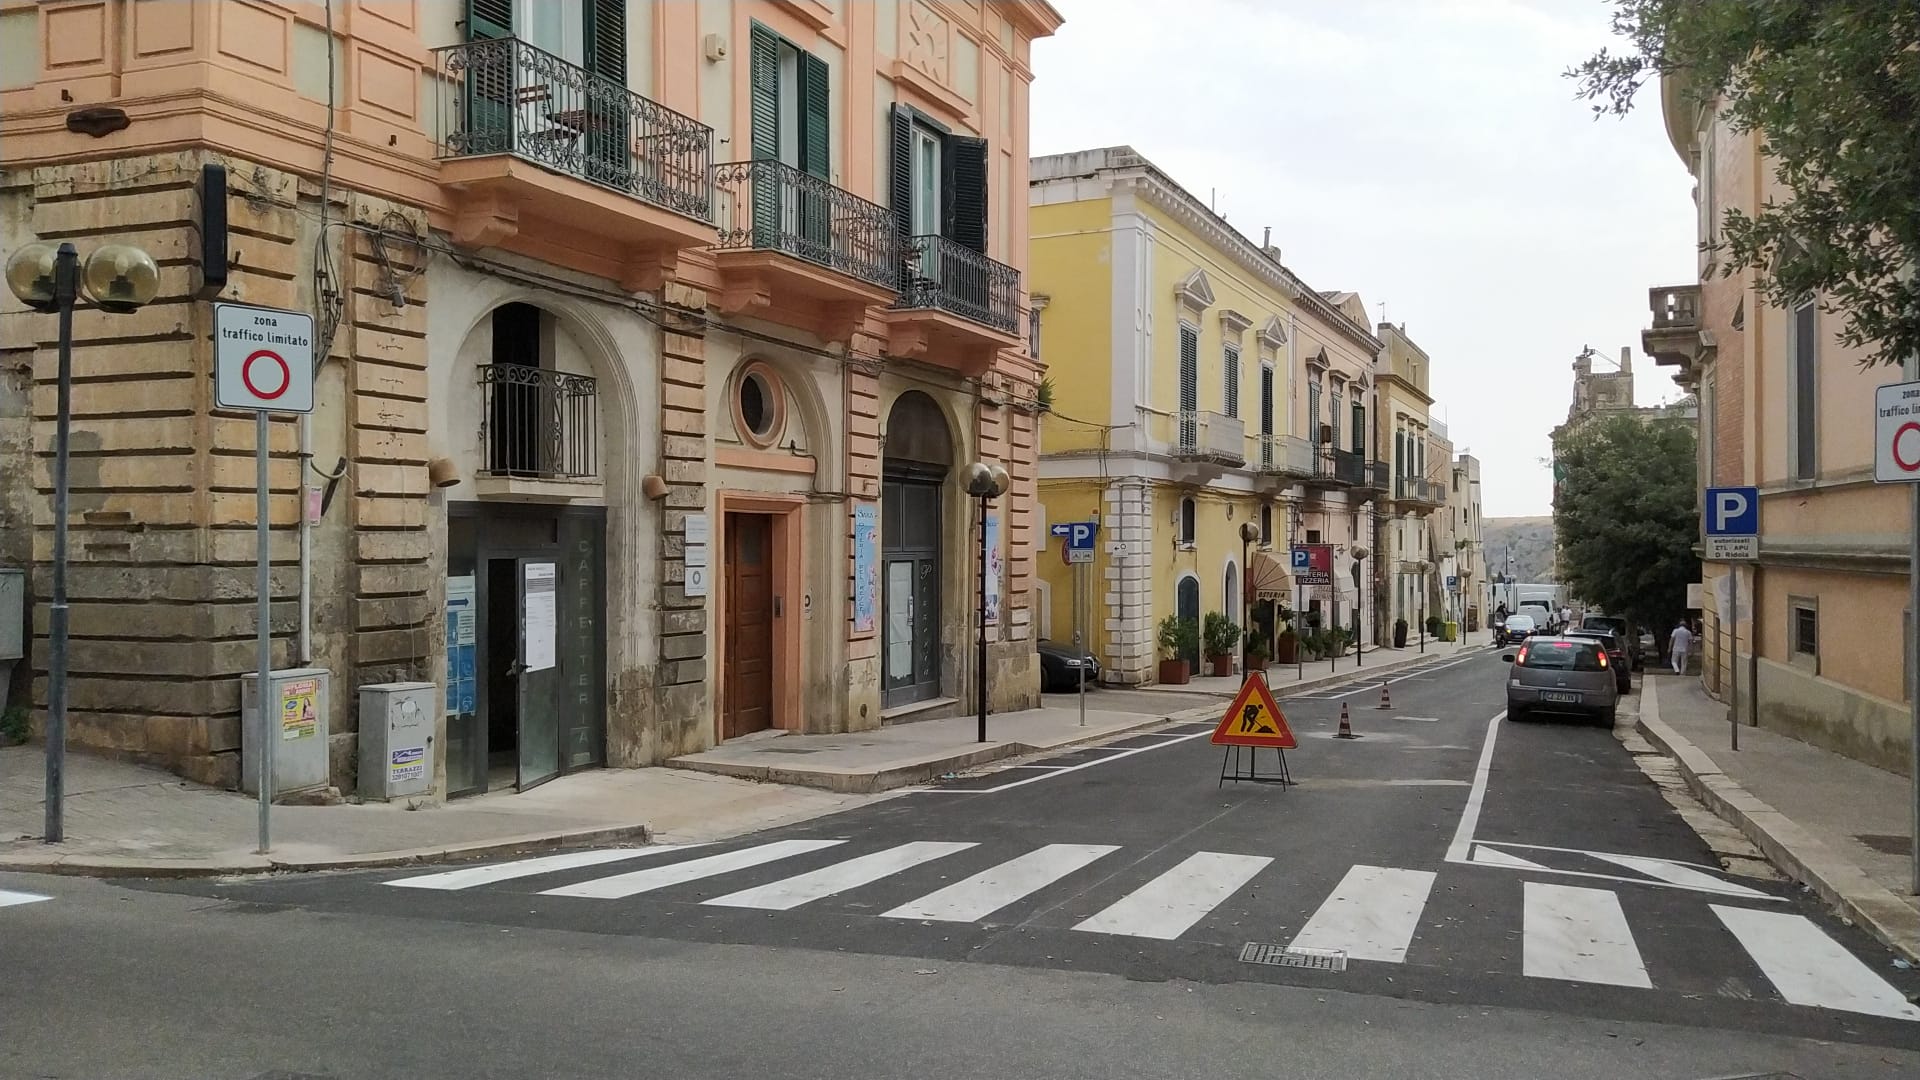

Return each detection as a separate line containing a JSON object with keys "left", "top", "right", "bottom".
{"left": 1335, "top": 702, "right": 1359, "bottom": 739}
{"left": 1376, "top": 683, "right": 1393, "bottom": 710}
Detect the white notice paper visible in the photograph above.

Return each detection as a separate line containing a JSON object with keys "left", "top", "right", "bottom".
{"left": 523, "top": 562, "right": 558, "bottom": 672}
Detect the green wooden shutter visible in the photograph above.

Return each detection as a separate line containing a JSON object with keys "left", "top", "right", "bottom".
{"left": 944, "top": 135, "right": 988, "bottom": 253}
{"left": 583, "top": 0, "right": 630, "bottom": 189}
{"left": 467, "top": 0, "right": 512, "bottom": 39}
{"left": 749, "top": 23, "right": 780, "bottom": 162}
{"left": 888, "top": 104, "right": 915, "bottom": 289}
{"left": 800, "top": 52, "right": 829, "bottom": 179}
{"left": 1178, "top": 325, "right": 1199, "bottom": 449}
{"left": 585, "top": 0, "right": 624, "bottom": 79}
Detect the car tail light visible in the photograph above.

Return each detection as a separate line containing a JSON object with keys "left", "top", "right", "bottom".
{"left": 1515, "top": 645, "right": 1529, "bottom": 665}
{"left": 1597, "top": 651, "right": 1609, "bottom": 669}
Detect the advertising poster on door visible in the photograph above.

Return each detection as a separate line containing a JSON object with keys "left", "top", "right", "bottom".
{"left": 985, "top": 513, "right": 1003, "bottom": 626}
{"left": 523, "top": 562, "right": 558, "bottom": 672}
{"left": 445, "top": 575, "right": 477, "bottom": 717}
{"left": 280, "top": 678, "right": 318, "bottom": 741}
{"left": 852, "top": 502, "right": 878, "bottom": 634}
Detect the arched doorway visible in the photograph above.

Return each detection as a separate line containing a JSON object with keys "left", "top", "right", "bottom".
{"left": 1176, "top": 575, "right": 1200, "bottom": 672}
{"left": 882, "top": 392, "right": 951, "bottom": 708}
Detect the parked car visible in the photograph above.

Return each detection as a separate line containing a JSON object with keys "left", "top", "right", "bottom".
{"left": 1037, "top": 639, "right": 1101, "bottom": 692}
{"left": 1503, "top": 636, "right": 1619, "bottom": 725}
{"left": 1563, "top": 628, "right": 1632, "bottom": 693}
{"left": 1496, "top": 613, "right": 1537, "bottom": 647}
{"left": 1579, "top": 615, "right": 1643, "bottom": 670}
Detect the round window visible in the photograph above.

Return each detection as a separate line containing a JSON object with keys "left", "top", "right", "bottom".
{"left": 736, "top": 365, "right": 782, "bottom": 447}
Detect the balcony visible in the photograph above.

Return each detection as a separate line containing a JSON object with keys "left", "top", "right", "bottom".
{"left": 434, "top": 38, "right": 715, "bottom": 290}
{"left": 1396, "top": 475, "right": 1446, "bottom": 507}
{"left": 710, "top": 160, "right": 899, "bottom": 344}
{"left": 1256, "top": 434, "right": 1315, "bottom": 481}
{"left": 1173, "top": 410, "right": 1246, "bottom": 467}
{"left": 1642, "top": 283, "right": 1711, "bottom": 389}
{"left": 883, "top": 235, "right": 1023, "bottom": 375}
{"left": 1305, "top": 446, "right": 1364, "bottom": 490}
{"left": 1355, "top": 459, "right": 1390, "bottom": 495}
{"left": 475, "top": 363, "right": 601, "bottom": 501}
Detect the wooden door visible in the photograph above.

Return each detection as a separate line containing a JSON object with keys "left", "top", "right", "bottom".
{"left": 723, "top": 513, "right": 774, "bottom": 739}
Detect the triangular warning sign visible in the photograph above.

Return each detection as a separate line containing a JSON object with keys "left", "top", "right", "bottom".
{"left": 1210, "top": 672, "right": 1296, "bottom": 749}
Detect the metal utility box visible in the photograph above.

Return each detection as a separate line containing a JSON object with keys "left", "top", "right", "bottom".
{"left": 0, "top": 568, "right": 22, "bottom": 712}
{"left": 357, "top": 682, "right": 435, "bottom": 800}
{"left": 241, "top": 667, "right": 332, "bottom": 797}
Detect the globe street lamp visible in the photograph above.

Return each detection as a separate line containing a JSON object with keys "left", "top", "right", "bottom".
{"left": 6, "top": 241, "right": 160, "bottom": 843}
{"left": 963, "top": 461, "right": 1010, "bottom": 743}
{"left": 1350, "top": 546, "right": 1370, "bottom": 668}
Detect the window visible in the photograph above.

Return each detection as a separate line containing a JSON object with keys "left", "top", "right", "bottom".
{"left": 1308, "top": 377, "right": 1323, "bottom": 442}
{"left": 1789, "top": 597, "right": 1818, "bottom": 671}
{"left": 1351, "top": 399, "right": 1365, "bottom": 456}
{"left": 1697, "top": 124, "right": 1716, "bottom": 272}
{"left": 517, "top": 0, "right": 585, "bottom": 64}
{"left": 733, "top": 362, "right": 785, "bottom": 448}
{"left": 1702, "top": 370, "right": 1717, "bottom": 482}
{"left": 1177, "top": 323, "right": 1199, "bottom": 449}
{"left": 1259, "top": 362, "right": 1274, "bottom": 437}
{"left": 1028, "top": 306, "right": 1041, "bottom": 361}
{"left": 1260, "top": 504, "right": 1272, "bottom": 545}
{"left": 1223, "top": 345, "right": 1240, "bottom": 419}
{"left": 1178, "top": 496, "right": 1196, "bottom": 546}
{"left": 1519, "top": 640, "right": 1604, "bottom": 671}
{"left": 1790, "top": 299, "right": 1817, "bottom": 480}
{"left": 889, "top": 104, "right": 989, "bottom": 253}
{"left": 1329, "top": 384, "right": 1343, "bottom": 448}
{"left": 1305, "top": 529, "right": 1322, "bottom": 544}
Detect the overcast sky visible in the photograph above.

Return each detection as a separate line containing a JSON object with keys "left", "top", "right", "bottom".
{"left": 1028, "top": 0, "right": 1696, "bottom": 518}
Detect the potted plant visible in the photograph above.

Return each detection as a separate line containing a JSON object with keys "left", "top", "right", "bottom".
{"left": 1393, "top": 617, "right": 1408, "bottom": 649}
{"left": 1274, "top": 609, "right": 1299, "bottom": 664}
{"left": 1246, "top": 631, "right": 1270, "bottom": 673}
{"left": 1156, "top": 615, "right": 1192, "bottom": 685}
{"left": 1202, "top": 612, "right": 1241, "bottom": 677}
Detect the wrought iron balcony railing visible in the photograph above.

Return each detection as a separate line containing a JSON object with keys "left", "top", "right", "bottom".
{"left": 896, "top": 235, "right": 1021, "bottom": 334}
{"left": 1360, "top": 459, "right": 1391, "bottom": 492}
{"left": 480, "top": 363, "right": 598, "bottom": 481}
{"left": 435, "top": 37, "right": 714, "bottom": 222}
{"left": 712, "top": 160, "right": 898, "bottom": 293}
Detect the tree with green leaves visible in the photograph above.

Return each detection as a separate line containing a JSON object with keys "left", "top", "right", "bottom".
{"left": 1552, "top": 414, "right": 1698, "bottom": 630}
{"left": 1570, "top": 1, "right": 1920, "bottom": 368}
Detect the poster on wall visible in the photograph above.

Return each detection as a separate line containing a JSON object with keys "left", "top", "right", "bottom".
{"left": 280, "top": 678, "right": 318, "bottom": 741}
{"left": 985, "top": 513, "right": 1003, "bottom": 626}
{"left": 523, "top": 562, "right": 558, "bottom": 672}
{"left": 852, "top": 502, "right": 879, "bottom": 634}
{"left": 445, "top": 575, "right": 477, "bottom": 717}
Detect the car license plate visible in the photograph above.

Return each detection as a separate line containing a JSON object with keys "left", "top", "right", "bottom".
{"left": 1541, "top": 691, "right": 1581, "bottom": 704}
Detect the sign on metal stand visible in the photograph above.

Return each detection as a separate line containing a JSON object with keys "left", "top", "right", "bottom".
{"left": 1704, "top": 486, "right": 1759, "bottom": 752}
{"left": 1053, "top": 521, "right": 1098, "bottom": 726}
{"left": 214, "top": 303, "right": 315, "bottom": 856}
{"left": 1872, "top": 376, "right": 1920, "bottom": 895}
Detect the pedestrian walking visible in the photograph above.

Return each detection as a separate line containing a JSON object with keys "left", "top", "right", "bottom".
{"left": 1668, "top": 618, "right": 1694, "bottom": 675}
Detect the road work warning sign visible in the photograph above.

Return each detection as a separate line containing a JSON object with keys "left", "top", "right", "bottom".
{"left": 1210, "top": 672, "right": 1296, "bottom": 749}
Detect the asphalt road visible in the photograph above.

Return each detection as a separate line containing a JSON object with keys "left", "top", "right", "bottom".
{"left": 5, "top": 649, "right": 1919, "bottom": 1079}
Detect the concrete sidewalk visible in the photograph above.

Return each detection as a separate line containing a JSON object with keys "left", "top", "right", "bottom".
{"left": 1138, "top": 629, "right": 1490, "bottom": 699}
{"left": 0, "top": 744, "right": 868, "bottom": 877}
{"left": 1638, "top": 673, "right": 1920, "bottom": 963}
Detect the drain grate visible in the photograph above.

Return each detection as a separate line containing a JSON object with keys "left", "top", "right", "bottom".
{"left": 1239, "top": 943, "right": 1348, "bottom": 971}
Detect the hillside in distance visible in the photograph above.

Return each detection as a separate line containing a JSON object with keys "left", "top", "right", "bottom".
{"left": 1484, "top": 516, "right": 1555, "bottom": 583}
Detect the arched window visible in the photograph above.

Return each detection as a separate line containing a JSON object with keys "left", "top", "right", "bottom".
{"left": 1224, "top": 562, "right": 1239, "bottom": 624}
{"left": 1178, "top": 496, "right": 1196, "bottom": 546}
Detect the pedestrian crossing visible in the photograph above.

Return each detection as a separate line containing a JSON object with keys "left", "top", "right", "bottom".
{"left": 378, "top": 839, "right": 1920, "bottom": 1022}
{"left": 0, "top": 888, "right": 51, "bottom": 909}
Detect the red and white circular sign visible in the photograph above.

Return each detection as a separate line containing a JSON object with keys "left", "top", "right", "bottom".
{"left": 240, "top": 349, "right": 291, "bottom": 401}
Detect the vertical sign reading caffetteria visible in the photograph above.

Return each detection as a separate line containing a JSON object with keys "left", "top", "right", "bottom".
{"left": 213, "top": 303, "right": 314, "bottom": 413}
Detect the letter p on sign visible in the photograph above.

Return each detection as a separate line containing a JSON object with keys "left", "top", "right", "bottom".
{"left": 1704, "top": 486, "right": 1758, "bottom": 536}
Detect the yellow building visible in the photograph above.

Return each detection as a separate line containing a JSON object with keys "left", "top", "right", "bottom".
{"left": 1029, "top": 147, "right": 1386, "bottom": 683}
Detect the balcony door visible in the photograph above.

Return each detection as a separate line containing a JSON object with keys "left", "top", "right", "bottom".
{"left": 748, "top": 22, "right": 830, "bottom": 257}
{"left": 462, "top": 0, "right": 628, "bottom": 189}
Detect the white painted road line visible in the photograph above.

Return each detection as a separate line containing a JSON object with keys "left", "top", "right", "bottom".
{"left": 1073, "top": 851, "right": 1272, "bottom": 940}
{"left": 0, "top": 889, "right": 51, "bottom": 908}
{"left": 914, "top": 729, "right": 1215, "bottom": 794}
{"left": 883, "top": 843, "right": 1119, "bottom": 923}
{"left": 1288, "top": 864, "right": 1435, "bottom": 963}
{"left": 705, "top": 841, "right": 976, "bottom": 911}
{"left": 1469, "top": 845, "right": 1553, "bottom": 871}
{"left": 1522, "top": 882, "right": 1651, "bottom": 988}
{"left": 1443, "top": 711, "right": 1506, "bottom": 863}
{"left": 1587, "top": 851, "right": 1771, "bottom": 899}
{"left": 541, "top": 839, "right": 844, "bottom": 899}
{"left": 1712, "top": 905, "right": 1920, "bottom": 1020}
{"left": 385, "top": 846, "right": 696, "bottom": 891}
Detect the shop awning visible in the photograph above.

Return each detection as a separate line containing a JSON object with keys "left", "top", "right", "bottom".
{"left": 1247, "top": 551, "right": 1293, "bottom": 602}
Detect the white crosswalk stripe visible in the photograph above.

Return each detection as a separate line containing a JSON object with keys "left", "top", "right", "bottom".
{"left": 1522, "top": 881, "right": 1651, "bottom": 988}
{"left": 705, "top": 841, "right": 977, "bottom": 911}
{"left": 542, "top": 839, "right": 845, "bottom": 900}
{"left": 1713, "top": 905, "right": 1920, "bottom": 1020}
{"left": 0, "top": 888, "right": 51, "bottom": 909}
{"left": 1072, "top": 851, "right": 1272, "bottom": 940}
{"left": 1289, "top": 864, "right": 1435, "bottom": 963}
{"left": 883, "top": 843, "right": 1118, "bottom": 923}
{"left": 384, "top": 847, "right": 691, "bottom": 891}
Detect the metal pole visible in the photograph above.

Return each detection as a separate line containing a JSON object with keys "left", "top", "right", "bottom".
{"left": 256, "top": 410, "right": 274, "bottom": 853}
{"left": 1242, "top": 536, "right": 1252, "bottom": 682}
{"left": 977, "top": 496, "right": 988, "bottom": 744}
{"left": 1730, "top": 566, "right": 1739, "bottom": 753}
{"left": 1908, "top": 354, "right": 1920, "bottom": 895}
{"left": 44, "top": 244, "right": 78, "bottom": 845}
{"left": 1075, "top": 558, "right": 1086, "bottom": 726}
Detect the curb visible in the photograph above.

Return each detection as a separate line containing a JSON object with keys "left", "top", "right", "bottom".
{"left": 1635, "top": 678, "right": 1920, "bottom": 964}
{"left": 1144, "top": 641, "right": 1493, "bottom": 702}
{"left": 0, "top": 822, "right": 652, "bottom": 880}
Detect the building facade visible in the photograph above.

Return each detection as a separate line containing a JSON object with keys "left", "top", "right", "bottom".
{"left": 1448, "top": 453, "right": 1486, "bottom": 629}
{"left": 1371, "top": 321, "right": 1446, "bottom": 639}
{"left": 1028, "top": 146, "right": 1387, "bottom": 683}
{"left": 1643, "top": 75, "right": 1911, "bottom": 774}
{"left": 0, "top": 0, "right": 1061, "bottom": 795}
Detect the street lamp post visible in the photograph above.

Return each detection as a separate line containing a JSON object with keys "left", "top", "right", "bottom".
{"left": 1239, "top": 521, "right": 1260, "bottom": 682}
{"left": 6, "top": 241, "right": 160, "bottom": 843}
{"left": 1351, "top": 545, "right": 1369, "bottom": 669}
{"left": 963, "top": 462, "right": 1010, "bottom": 744}
{"left": 1416, "top": 560, "right": 1432, "bottom": 654}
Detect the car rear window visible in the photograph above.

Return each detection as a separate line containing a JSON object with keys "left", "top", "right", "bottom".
{"left": 1519, "top": 641, "right": 1605, "bottom": 671}
{"left": 1506, "top": 615, "right": 1535, "bottom": 630}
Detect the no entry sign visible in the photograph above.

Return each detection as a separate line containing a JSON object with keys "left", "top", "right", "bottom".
{"left": 215, "top": 303, "right": 314, "bottom": 413}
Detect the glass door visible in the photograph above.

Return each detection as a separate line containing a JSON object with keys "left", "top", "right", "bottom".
{"left": 516, "top": 557, "right": 562, "bottom": 790}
